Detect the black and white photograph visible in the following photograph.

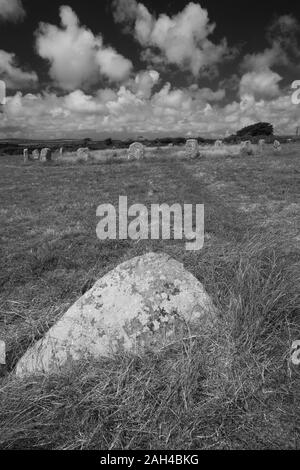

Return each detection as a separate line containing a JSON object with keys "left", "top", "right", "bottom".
{"left": 0, "top": 0, "right": 299, "bottom": 454}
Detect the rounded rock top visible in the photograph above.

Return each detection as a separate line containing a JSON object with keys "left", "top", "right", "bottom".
{"left": 15, "top": 252, "right": 216, "bottom": 378}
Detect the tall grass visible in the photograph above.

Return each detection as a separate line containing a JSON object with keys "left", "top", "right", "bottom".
{"left": 0, "top": 232, "right": 299, "bottom": 450}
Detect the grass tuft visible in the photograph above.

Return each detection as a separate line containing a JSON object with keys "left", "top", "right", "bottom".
{"left": 0, "top": 233, "right": 299, "bottom": 450}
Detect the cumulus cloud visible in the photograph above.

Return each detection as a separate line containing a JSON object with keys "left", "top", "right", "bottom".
{"left": 239, "top": 13, "right": 300, "bottom": 100}
{"left": 113, "top": 1, "right": 232, "bottom": 76}
{"left": 242, "top": 44, "right": 285, "bottom": 72}
{"left": 240, "top": 69, "right": 283, "bottom": 100}
{"left": 243, "top": 14, "right": 300, "bottom": 74}
{"left": 267, "top": 14, "right": 300, "bottom": 58}
{"left": 242, "top": 14, "right": 299, "bottom": 70}
{"left": 35, "top": 5, "right": 133, "bottom": 90}
{"left": 189, "top": 84, "right": 225, "bottom": 102}
{"left": 0, "top": 50, "right": 38, "bottom": 89}
{"left": 0, "top": 0, "right": 25, "bottom": 22}
{"left": 1, "top": 6, "right": 298, "bottom": 140}
{"left": 112, "top": 0, "right": 138, "bottom": 26}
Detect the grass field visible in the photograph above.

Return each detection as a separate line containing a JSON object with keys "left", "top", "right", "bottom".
{"left": 0, "top": 146, "right": 299, "bottom": 449}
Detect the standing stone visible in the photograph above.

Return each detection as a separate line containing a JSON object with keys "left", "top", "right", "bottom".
{"left": 273, "top": 140, "right": 281, "bottom": 152}
{"left": 23, "top": 148, "right": 29, "bottom": 163}
{"left": 77, "top": 148, "right": 90, "bottom": 160}
{"left": 185, "top": 139, "right": 199, "bottom": 158}
{"left": 0, "top": 340, "right": 5, "bottom": 376}
{"left": 59, "top": 147, "right": 64, "bottom": 157}
{"left": 40, "top": 148, "right": 52, "bottom": 162}
{"left": 15, "top": 252, "right": 216, "bottom": 378}
{"left": 32, "top": 149, "right": 40, "bottom": 160}
{"left": 258, "top": 139, "right": 265, "bottom": 153}
{"left": 240, "top": 140, "right": 254, "bottom": 156}
{"left": 128, "top": 142, "right": 145, "bottom": 160}
{"left": 291, "top": 340, "right": 300, "bottom": 366}
{"left": 214, "top": 140, "right": 223, "bottom": 148}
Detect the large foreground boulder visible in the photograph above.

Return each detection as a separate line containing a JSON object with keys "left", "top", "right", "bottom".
{"left": 15, "top": 252, "right": 215, "bottom": 378}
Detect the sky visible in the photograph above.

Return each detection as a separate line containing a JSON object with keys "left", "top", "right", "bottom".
{"left": 0, "top": 0, "right": 300, "bottom": 140}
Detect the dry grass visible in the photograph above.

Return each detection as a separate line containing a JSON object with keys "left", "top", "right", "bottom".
{"left": 0, "top": 146, "right": 299, "bottom": 449}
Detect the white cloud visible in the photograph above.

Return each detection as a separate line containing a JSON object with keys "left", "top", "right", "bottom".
{"left": 35, "top": 5, "right": 133, "bottom": 90}
{"left": 0, "top": 0, "right": 25, "bottom": 22}
{"left": 239, "top": 43, "right": 284, "bottom": 100}
{"left": 1, "top": 4, "right": 298, "bottom": 141}
{"left": 189, "top": 85, "right": 225, "bottom": 102}
{"left": 240, "top": 70, "right": 283, "bottom": 100}
{"left": 239, "top": 14, "right": 300, "bottom": 100}
{"left": 242, "top": 44, "right": 285, "bottom": 72}
{"left": 152, "top": 83, "right": 192, "bottom": 111}
{"left": 1, "top": 71, "right": 297, "bottom": 140}
{"left": 113, "top": 1, "right": 232, "bottom": 76}
{"left": 64, "top": 89, "right": 107, "bottom": 114}
{"left": 267, "top": 14, "right": 300, "bottom": 58}
{"left": 0, "top": 50, "right": 38, "bottom": 89}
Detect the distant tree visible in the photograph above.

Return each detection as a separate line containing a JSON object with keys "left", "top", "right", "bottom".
{"left": 237, "top": 122, "right": 273, "bottom": 138}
